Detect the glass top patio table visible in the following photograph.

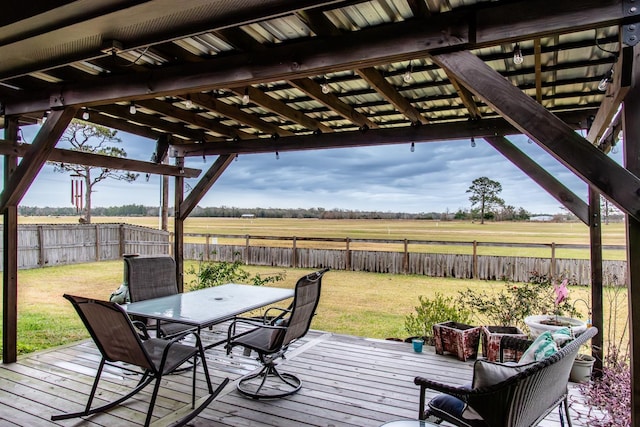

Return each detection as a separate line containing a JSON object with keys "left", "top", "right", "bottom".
{"left": 124, "top": 283, "right": 294, "bottom": 329}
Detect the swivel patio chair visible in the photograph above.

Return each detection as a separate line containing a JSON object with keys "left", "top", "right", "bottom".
{"left": 415, "top": 326, "right": 598, "bottom": 427}
{"left": 226, "top": 267, "right": 330, "bottom": 399}
{"left": 52, "top": 294, "right": 229, "bottom": 427}
{"left": 125, "top": 255, "right": 193, "bottom": 337}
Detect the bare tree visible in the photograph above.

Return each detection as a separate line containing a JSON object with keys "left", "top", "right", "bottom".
{"left": 51, "top": 120, "right": 139, "bottom": 223}
{"left": 466, "top": 177, "right": 504, "bottom": 224}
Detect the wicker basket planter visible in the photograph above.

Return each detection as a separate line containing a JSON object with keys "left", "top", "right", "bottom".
{"left": 433, "top": 321, "right": 481, "bottom": 361}
{"left": 481, "top": 325, "right": 527, "bottom": 362}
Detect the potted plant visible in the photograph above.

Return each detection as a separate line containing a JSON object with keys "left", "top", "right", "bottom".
{"left": 404, "top": 293, "right": 471, "bottom": 347}
{"left": 432, "top": 321, "right": 481, "bottom": 361}
{"left": 523, "top": 278, "right": 586, "bottom": 337}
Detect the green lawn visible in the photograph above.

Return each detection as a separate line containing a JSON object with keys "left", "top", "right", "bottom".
{"left": 1, "top": 260, "right": 624, "bottom": 357}
{"left": 0, "top": 218, "right": 629, "bottom": 357}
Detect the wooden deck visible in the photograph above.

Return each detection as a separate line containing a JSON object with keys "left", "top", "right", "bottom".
{"left": 0, "top": 327, "right": 592, "bottom": 426}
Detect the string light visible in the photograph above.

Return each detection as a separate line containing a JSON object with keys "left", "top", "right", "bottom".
{"left": 410, "top": 142, "right": 415, "bottom": 152}
{"left": 129, "top": 103, "right": 137, "bottom": 114}
{"left": 321, "top": 76, "right": 330, "bottom": 94}
{"left": 598, "top": 66, "right": 614, "bottom": 91}
{"left": 275, "top": 151, "right": 280, "bottom": 160}
{"left": 470, "top": 137, "right": 476, "bottom": 148}
{"left": 82, "top": 108, "right": 90, "bottom": 120}
{"left": 242, "top": 88, "right": 250, "bottom": 104}
{"left": 184, "top": 96, "right": 193, "bottom": 109}
{"left": 513, "top": 43, "right": 524, "bottom": 65}
{"left": 403, "top": 61, "right": 413, "bottom": 83}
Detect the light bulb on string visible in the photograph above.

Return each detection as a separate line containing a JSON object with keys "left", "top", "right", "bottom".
{"left": 410, "top": 142, "right": 415, "bottom": 152}
{"left": 403, "top": 61, "right": 413, "bottom": 83}
{"left": 82, "top": 108, "right": 90, "bottom": 120}
{"left": 275, "top": 151, "right": 280, "bottom": 160}
{"left": 470, "top": 137, "right": 476, "bottom": 148}
{"left": 598, "top": 67, "right": 614, "bottom": 91}
{"left": 184, "top": 96, "right": 193, "bottom": 109}
{"left": 321, "top": 81, "right": 330, "bottom": 94}
{"left": 513, "top": 43, "right": 524, "bottom": 65}
{"left": 242, "top": 88, "right": 250, "bottom": 104}
{"left": 129, "top": 103, "right": 137, "bottom": 114}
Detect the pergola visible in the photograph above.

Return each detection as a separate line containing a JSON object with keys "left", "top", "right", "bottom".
{"left": 1, "top": 0, "right": 639, "bottom": 423}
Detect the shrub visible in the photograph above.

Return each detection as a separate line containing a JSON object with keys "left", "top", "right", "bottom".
{"left": 187, "top": 256, "right": 285, "bottom": 290}
{"left": 456, "top": 271, "right": 580, "bottom": 331}
{"left": 404, "top": 293, "right": 471, "bottom": 341}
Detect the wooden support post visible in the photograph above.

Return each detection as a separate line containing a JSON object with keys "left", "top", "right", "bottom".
{"left": 472, "top": 240, "right": 478, "bottom": 279}
{"left": 292, "top": 236, "right": 297, "bottom": 268}
{"left": 622, "top": 42, "right": 640, "bottom": 427}
{"left": 346, "top": 237, "right": 351, "bottom": 271}
{"left": 205, "top": 235, "right": 210, "bottom": 260}
{"left": 550, "top": 242, "right": 556, "bottom": 277}
{"left": 3, "top": 117, "right": 18, "bottom": 363}
{"left": 588, "top": 187, "right": 604, "bottom": 374}
{"left": 174, "top": 157, "right": 185, "bottom": 292}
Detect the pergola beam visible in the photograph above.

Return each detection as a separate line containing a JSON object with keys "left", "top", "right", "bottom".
{"left": 179, "top": 154, "right": 235, "bottom": 220}
{"left": 431, "top": 50, "right": 640, "bottom": 222}
{"left": 0, "top": 140, "right": 202, "bottom": 178}
{"left": 0, "top": 107, "right": 77, "bottom": 211}
{"left": 484, "top": 135, "right": 588, "bottom": 224}
{"left": 4, "top": 0, "right": 629, "bottom": 116}
{"left": 171, "top": 110, "right": 596, "bottom": 157}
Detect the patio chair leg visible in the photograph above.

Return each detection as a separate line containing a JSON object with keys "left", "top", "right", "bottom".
{"left": 563, "top": 396, "right": 573, "bottom": 427}
{"left": 51, "top": 359, "right": 154, "bottom": 422}
{"left": 237, "top": 364, "right": 302, "bottom": 399}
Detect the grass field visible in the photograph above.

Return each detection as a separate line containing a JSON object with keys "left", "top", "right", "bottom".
{"left": 1, "top": 217, "right": 629, "bottom": 357}
{"left": 18, "top": 216, "right": 628, "bottom": 259}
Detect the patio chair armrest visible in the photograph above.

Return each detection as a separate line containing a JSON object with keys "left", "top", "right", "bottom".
{"left": 414, "top": 376, "right": 472, "bottom": 399}
{"left": 131, "top": 320, "right": 151, "bottom": 340}
{"left": 263, "top": 306, "right": 292, "bottom": 325}
{"left": 225, "top": 318, "right": 286, "bottom": 354}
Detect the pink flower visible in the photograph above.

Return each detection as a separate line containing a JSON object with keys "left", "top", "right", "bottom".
{"left": 554, "top": 278, "right": 569, "bottom": 305}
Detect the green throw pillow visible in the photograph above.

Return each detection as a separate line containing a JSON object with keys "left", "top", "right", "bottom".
{"left": 518, "top": 331, "right": 559, "bottom": 364}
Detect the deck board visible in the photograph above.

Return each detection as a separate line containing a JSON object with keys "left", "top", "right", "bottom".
{"left": 0, "top": 329, "right": 591, "bottom": 426}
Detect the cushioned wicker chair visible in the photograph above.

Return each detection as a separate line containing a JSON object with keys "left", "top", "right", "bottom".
{"left": 415, "top": 326, "right": 598, "bottom": 427}
{"left": 52, "top": 294, "right": 229, "bottom": 427}
{"left": 125, "top": 255, "right": 193, "bottom": 337}
{"left": 226, "top": 268, "right": 330, "bottom": 399}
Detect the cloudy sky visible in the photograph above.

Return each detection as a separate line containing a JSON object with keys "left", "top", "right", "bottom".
{"left": 14, "top": 124, "right": 623, "bottom": 215}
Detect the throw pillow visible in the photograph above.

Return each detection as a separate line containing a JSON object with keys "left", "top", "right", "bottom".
{"left": 518, "top": 331, "right": 558, "bottom": 364}
{"left": 472, "top": 359, "right": 537, "bottom": 389}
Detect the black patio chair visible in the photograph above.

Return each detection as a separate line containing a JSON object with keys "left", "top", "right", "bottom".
{"left": 125, "top": 255, "right": 193, "bottom": 337}
{"left": 226, "top": 267, "right": 330, "bottom": 399}
{"left": 415, "top": 326, "right": 598, "bottom": 427}
{"left": 52, "top": 294, "right": 229, "bottom": 427}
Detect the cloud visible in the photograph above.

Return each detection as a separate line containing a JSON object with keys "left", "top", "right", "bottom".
{"left": 10, "top": 125, "right": 623, "bottom": 215}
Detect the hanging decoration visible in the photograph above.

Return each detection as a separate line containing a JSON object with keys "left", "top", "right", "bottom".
{"left": 71, "top": 175, "right": 84, "bottom": 213}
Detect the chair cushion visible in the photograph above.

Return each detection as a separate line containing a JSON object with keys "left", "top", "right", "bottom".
{"left": 428, "top": 388, "right": 488, "bottom": 427}
{"left": 518, "top": 331, "right": 559, "bottom": 364}
{"left": 471, "top": 359, "right": 537, "bottom": 389}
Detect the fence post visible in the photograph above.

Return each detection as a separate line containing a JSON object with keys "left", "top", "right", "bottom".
{"left": 403, "top": 239, "right": 409, "bottom": 274}
{"left": 245, "top": 235, "right": 250, "bottom": 264}
{"left": 95, "top": 224, "right": 100, "bottom": 261}
{"left": 473, "top": 240, "right": 478, "bottom": 279}
{"left": 292, "top": 236, "right": 297, "bottom": 268}
{"left": 346, "top": 237, "right": 351, "bottom": 271}
{"left": 205, "top": 235, "right": 210, "bottom": 261}
{"left": 37, "top": 225, "right": 45, "bottom": 267}
{"left": 551, "top": 242, "right": 556, "bottom": 277}
{"left": 119, "top": 224, "right": 125, "bottom": 257}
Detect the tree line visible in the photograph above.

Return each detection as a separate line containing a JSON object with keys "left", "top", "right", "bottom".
{"left": 18, "top": 204, "right": 538, "bottom": 221}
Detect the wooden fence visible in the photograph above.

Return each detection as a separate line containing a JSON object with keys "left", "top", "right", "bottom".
{"left": 0, "top": 223, "right": 170, "bottom": 270}
{"left": 183, "top": 234, "right": 628, "bottom": 285}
